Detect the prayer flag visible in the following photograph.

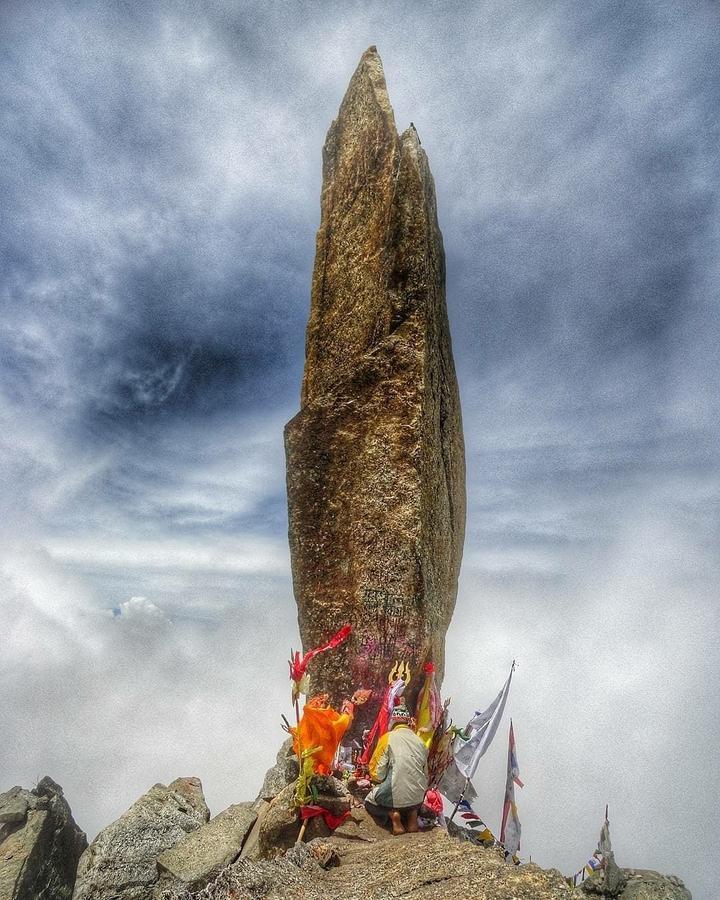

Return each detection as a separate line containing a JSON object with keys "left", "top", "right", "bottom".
{"left": 415, "top": 662, "right": 442, "bottom": 748}
{"left": 453, "top": 663, "right": 514, "bottom": 779}
{"left": 584, "top": 853, "right": 604, "bottom": 877}
{"left": 598, "top": 807, "right": 612, "bottom": 857}
{"left": 358, "top": 677, "right": 405, "bottom": 766}
{"left": 288, "top": 625, "right": 351, "bottom": 700}
{"left": 500, "top": 719, "right": 523, "bottom": 857}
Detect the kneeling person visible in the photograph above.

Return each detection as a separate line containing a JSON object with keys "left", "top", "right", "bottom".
{"left": 365, "top": 703, "right": 429, "bottom": 835}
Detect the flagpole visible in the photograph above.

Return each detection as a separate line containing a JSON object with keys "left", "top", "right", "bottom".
{"left": 448, "top": 777, "right": 470, "bottom": 825}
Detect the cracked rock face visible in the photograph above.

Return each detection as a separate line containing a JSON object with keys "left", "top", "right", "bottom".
{"left": 285, "top": 46, "right": 466, "bottom": 722}
{"left": 72, "top": 778, "right": 209, "bottom": 900}
{"left": 0, "top": 777, "right": 87, "bottom": 900}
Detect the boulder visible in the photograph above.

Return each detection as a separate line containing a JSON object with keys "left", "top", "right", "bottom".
{"left": 155, "top": 803, "right": 257, "bottom": 893}
{"left": 329, "top": 805, "right": 393, "bottom": 846}
{"left": 239, "top": 800, "right": 270, "bottom": 861}
{"left": 257, "top": 739, "right": 299, "bottom": 803}
{"left": 0, "top": 776, "right": 87, "bottom": 900}
{"left": 72, "top": 777, "right": 209, "bottom": 900}
{"left": 616, "top": 869, "right": 692, "bottom": 900}
{"left": 0, "top": 788, "right": 29, "bottom": 825}
{"left": 256, "top": 783, "right": 300, "bottom": 859}
{"left": 310, "top": 775, "right": 351, "bottom": 819}
{"left": 285, "top": 45, "right": 466, "bottom": 724}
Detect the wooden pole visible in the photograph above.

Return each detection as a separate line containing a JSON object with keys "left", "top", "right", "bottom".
{"left": 448, "top": 777, "right": 470, "bottom": 825}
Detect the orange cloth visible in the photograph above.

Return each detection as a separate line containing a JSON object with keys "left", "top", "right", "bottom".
{"left": 292, "top": 705, "right": 352, "bottom": 775}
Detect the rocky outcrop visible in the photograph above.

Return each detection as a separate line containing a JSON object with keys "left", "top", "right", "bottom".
{"left": 174, "top": 828, "right": 575, "bottom": 899}
{"left": 152, "top": 827, "right": 698, "bottom": 900}
{"left": 580, "top": 849, "right": 627, "bottom": 896}
{"left": 72, "top": 777, "right": 209, "bottom": 900}
{"left": 256, "top": 739, "right": 299, "bottom": 804}
{"left": 257, "top": 776, "right": 352, "bottom": 860}
{"left": 239, "top": 801, "right": 270, "bottom": 862}
{"left": 0, "top": 777, "right": 87, "bottom": 900}
{"left": 590, "top": 869, "right": 691, "bottom": 900}
{"left": 155, "top": 803, "right": 257, "bottom": 893}
{"left": 285, "top": 45, "right": 466, "bottom": 724}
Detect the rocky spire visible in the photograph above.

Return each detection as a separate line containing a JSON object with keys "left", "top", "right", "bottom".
{"left": 285, "top": 46, "right": 466, "bottom": 725}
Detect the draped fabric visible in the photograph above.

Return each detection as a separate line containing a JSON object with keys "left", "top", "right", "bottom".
{"left": 453, "top": 665, "right": 514, "bottom": 779}
{"left": 500, "top": 720, "right": 523, "bottom": 857}
{"left": 415, "top": 663, "right": 442, "bottom": 749}
{"left": 358, "top": 677, "right": 406, "bottom": 766}
{"left": 291, "top": 705, "right": 352, "bottom": 775}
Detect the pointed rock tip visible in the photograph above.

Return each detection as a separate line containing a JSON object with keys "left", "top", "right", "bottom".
{"left": 343, "top": 44, "right": 394, "bottom": 123}
{"left": 402, "top": 122, "right": 422, "bottom": 146}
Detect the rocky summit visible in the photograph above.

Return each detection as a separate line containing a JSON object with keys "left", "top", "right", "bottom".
{"left": 0, "top": 777, "right": 86, "bottom": 900}
{"left": 72, "top": 777, "right": 210, "bottom": 900}
{"left": 285, "top": 46, "right": 466, "bottom": 719}
{"left": 0, "top": 773, "right": 691, "bottom": 900}
{"left": 158, "top": 826, "right": 692, "bottom": 900}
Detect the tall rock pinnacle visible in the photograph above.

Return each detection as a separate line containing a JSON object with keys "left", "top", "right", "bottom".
{"left": 285, "top": 47, "right": 466, "bottom": 723}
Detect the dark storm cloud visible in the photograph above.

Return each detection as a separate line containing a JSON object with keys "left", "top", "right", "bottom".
{"left": 1, "top": 1, "right": 719, "bottom": 896}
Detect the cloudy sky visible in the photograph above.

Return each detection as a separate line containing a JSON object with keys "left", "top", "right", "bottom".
{"left": 1, "top": 1, "right": 718, "bottom": 896}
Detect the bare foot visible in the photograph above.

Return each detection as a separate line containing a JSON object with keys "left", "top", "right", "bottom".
{"left": 390, "top": 810, "right": 406, "bottom": 836}
{"left": 406, "top": 809, "right": 420, "bottom": 833}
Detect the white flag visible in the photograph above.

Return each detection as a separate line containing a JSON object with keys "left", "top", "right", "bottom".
{"left": 453, "top": 664, "right": 514, "bottom": 779}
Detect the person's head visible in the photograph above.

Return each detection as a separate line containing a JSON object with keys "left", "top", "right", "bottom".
{"left": 389, "top": 702, "right": 412, "bottom": 729}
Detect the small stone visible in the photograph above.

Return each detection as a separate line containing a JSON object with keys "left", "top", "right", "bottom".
{"left": 305, "top": 838, "right": 339, "bottom": 869}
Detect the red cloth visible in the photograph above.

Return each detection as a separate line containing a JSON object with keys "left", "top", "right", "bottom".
{"left": 299, "top": 805, "right": 351, "bottom": 830}
{"left": 358, "top": 685, "right": 392, "bottom": 766}
{"left": 422, "top": 788, "right": 443, "bottom": 816}
{"left": 289, "top": 625, "right": 351, "bottom": 683}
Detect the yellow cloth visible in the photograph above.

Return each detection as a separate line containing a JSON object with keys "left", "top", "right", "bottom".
{"left": 369, "top": 731, "right": 391, "bottom": 782}
{"left": 292, "top": 705, "right": 352, "bottom": 775}
{"left": 415, "top": 666, "right": 441, "bottom": 748}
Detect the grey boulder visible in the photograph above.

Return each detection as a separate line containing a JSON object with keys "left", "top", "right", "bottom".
{"left": 72, "top": 777, "right": 209, "bottom": 900}
{"left": 155, "top": 802, "right": 257, "bottom": 892}
{"left": 619, "top": 869, "right": 692, "bottom": 900}
{"left": 257, "top": 739, "right": 299, "bottom": 803}
{"left": 0, "top": 776, "right": 87, "bottom": 900}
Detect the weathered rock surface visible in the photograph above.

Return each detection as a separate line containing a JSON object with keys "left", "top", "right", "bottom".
{"left": 256, "top": 739, "right": 299, "bottom": 804}
{"left": 285, "top": 46, "right": 466, "bottom": 721}
{"left": 328, "top": 805, "right": 393, "bottom": 845}
{"left": 255, "top": 784, "right": 300, "bottom": 860}
{"left": 156, "top": 803, "right": 257, "bottom": 893}
{"left": 176, "top": 828, "right": 576, "bottom": 899}
{"left": 0, "top": 777, "right": 87, "bottom": 900}
{"left": 72, "top": 777, "right": 209, "bottom": 900}
{"left": 256, "top": 776, "right": 354, "bottom": 860}
{"left": 613, "top": 870, "right": 691, "bottom": 900}
{"left": 239, "top": 801, "right": 270, "bottom": 862}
